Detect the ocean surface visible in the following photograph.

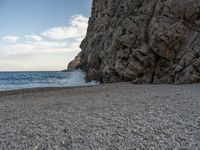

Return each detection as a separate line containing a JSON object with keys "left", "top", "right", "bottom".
{"left": 0, "top": 70, "right": 97, "bottom": 91}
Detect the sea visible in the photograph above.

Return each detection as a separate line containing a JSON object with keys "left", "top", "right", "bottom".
{"left": 0, "top": 70, "right": 97, "bottom": 91}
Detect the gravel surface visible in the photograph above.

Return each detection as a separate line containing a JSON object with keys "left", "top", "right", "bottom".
{"left": 0, "top": 83, "right": 200, "bottom": 150}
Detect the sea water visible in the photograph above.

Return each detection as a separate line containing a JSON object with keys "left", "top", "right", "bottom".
{"left": 0, "top": 70, "right": 97, "bottom": 91}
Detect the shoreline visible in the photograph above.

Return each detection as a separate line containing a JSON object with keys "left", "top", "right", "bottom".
{"left": 0, "top": 84, "right": 99, "bottom": 97}
{"left": 0, "top": 82, "right": 199, "bottom": 97}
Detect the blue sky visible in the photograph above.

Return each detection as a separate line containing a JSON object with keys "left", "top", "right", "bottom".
{"left": 0, "top": 0, "right": 92, "bottom": 71}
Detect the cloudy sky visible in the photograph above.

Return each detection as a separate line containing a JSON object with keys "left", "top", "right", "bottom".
{"left": 0, "top": 0, "right": 92, "bottom": 71}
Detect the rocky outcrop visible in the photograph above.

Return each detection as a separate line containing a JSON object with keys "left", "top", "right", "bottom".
{"left": 79, "top": 0, "right": 200, "bottom": 83}
{"left": 67, "top": 53, "right": 81, "bottom": 71}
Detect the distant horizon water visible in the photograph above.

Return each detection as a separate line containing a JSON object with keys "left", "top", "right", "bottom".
{"left": 0, "top": 70, "right": 98, "bottom": 91}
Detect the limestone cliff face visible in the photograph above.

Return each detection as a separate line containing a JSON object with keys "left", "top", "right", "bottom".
{"left": 79, "top": 0, "right": 200, "bottom": 83}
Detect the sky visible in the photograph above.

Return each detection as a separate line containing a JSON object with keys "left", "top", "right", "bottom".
{"left": 0, "top": 0, "right": 92, "bottom": 71}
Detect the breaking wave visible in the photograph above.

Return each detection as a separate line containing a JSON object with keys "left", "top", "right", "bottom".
{"left": 0, "top": 70, "right": 98, "bottom": 91}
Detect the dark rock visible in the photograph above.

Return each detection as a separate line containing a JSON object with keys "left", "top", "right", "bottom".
{"left": 67, "top": 52, "right": 81, "bottom": 71}
{"left": 78, "top": 0, "right": 200, "bottom": 83}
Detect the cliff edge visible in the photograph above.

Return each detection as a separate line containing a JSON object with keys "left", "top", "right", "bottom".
{"left": 77, "top": 0, "right": 200, "bottom": 83}
{"left": 67, "top": 53, "right": 81, "bottom": 71}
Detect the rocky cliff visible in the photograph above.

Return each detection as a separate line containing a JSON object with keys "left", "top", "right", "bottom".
{"left": 78, "top": 0, "right": 200, "bottom": 83}
{"left": 67, "top": 53, "right": 81, "bottom": 71}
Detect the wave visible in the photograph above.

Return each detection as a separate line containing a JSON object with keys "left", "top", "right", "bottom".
{"left": 0, "top": 70, "right": 98, "bottom": 91}
{"left": 56, "top": 70, "right": 98, "bottom": 86}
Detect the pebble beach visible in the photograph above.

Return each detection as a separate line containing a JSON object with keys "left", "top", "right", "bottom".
{"left": 0, "top": 83, "right": 200, "bottom": 149}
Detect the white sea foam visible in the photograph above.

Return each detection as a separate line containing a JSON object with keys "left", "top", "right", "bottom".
{"left": 66, "top": 70, "right": 99, "bottom": 86}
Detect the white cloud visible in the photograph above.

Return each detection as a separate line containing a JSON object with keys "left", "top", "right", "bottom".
{"left": 0, "top": 41, "right": 79, "bottom": 57}
{"left": 0, "top": 40, "right": 81, "bottom": 71}
{"left": 0, "top": 14, "right": 88, "bottom": 71}
{"left": 3, "top": 36, "right": 19, "bottom": 43}
{"left": 25, "top": 35, "right": 43, "bottom": 42}
{"left": 41, "top": 15, "right": 88, "bottom": 40}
